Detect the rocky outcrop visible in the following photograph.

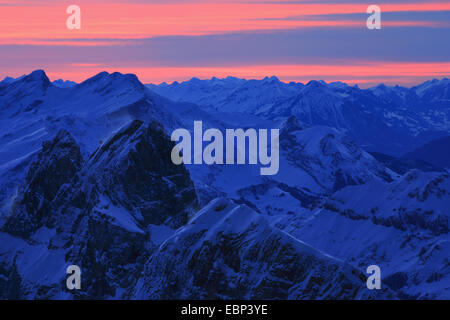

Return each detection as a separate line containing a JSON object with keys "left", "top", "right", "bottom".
{"left": 2, "top": 130, "right": 83, "bottom": 237}
{"left": 136, "top": 198, "right": 393, "bottom": 299}
{"left": 85, "top": 119, "right": 198, "bottom": 228}
{"left": 0, "top": 120, "right": 199, "bottom": 299}
{"left": 280, "top": 116, "right": 393, "bottom": 192}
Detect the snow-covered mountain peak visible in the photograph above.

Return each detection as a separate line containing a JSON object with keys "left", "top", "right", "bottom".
{"left": 79, "top": 71, "right": 145, "bottom": 91}
{"left": 25, "top": 69, "right": 50, "bottom": 82}
{"left": 301, "top": 80, "right": 337, "bottom": 97}
{"left": 413, "top": 77, "right": 450, "bottom": 99}
{"left": 306, "top": 80, "right": 326, "bottom": 88}
{"left": 0, "top": 76, "right": 16, "bottom": 86}
{"left": 0, "top": 69, "right": 449, "bottom": 299}
{"left": 6, "top": 69, "right": 52, "bottom": 91}
{"left": 328, "top": 81, "right": 350, "bottom": 89}
{"left": 0, "top": 69, "right": 58, "bottom": 116}
{"left": 281, "top": 123, "right": 393, "bottom": 191}
{"left": 137, "top": 197, "right": 393, "bottom": 299}
{"left": 84, "top": 119, "right": 198, "bottom": 228}
{"left": 1, "top": 128, "right": 83, "bottom": 238}
{"left": 52, "top": 79, "right": 77, "bottom": 88}
{"left": 148, "top": 75, "right": 450, "bottom": 155}
{"left": 262, "top": 75, "right": 280, "bottom": 83}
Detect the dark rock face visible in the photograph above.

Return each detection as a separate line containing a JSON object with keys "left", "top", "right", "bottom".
{"left": 2, "top": 130, "right": 83, "bottom": 237}
{"left": 0, "top": 261, "right": 23, "bottom": 299}
{"left": 51, "top": 120, "right": 198, "bottom": 298}
{"left": 61, "top": 215, "right": 150, "bottom": 299}
{"left": 86, "top": 119, "right": 198, "bottom": 228}
{"left": 0, "top": 118, "right": 396, "bottom": 300}
{"left": 0, "top": 120, "right": 199, "bottom": 299}
{"left": 137, "top": 198, "right": 394, "bottom": 300}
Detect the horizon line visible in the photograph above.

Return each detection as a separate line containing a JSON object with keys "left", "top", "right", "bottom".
{"left": 3, "top": 69, "right": 449, "bottom": 90}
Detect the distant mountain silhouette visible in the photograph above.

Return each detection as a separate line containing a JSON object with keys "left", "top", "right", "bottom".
{"left": 370, "top": 151, "right": 445, "bottom": 174}
{"left": 0, "top": 70, "right": 449, "bottom": 299}
{"left": 403, "top": 136, "right": 450, "bottom": 168}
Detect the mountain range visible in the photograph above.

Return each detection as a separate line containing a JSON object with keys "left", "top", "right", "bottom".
{"left": 149, "top": 76, "right": 450, "bottom": 156}
{"left": 0, "top": 70, "right": 448, "bottom": 299}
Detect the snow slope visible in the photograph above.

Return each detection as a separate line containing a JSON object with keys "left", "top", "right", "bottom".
{"left": 0, "top": 70, "right": 448, "bottom": 299}
{"left": 274, "top": 170, "right": 450, "bottom": 299}
{"left": 136, "top": 198, "right": 393, "bottom": 299}
{"left": 150, "top": 76, "right": 450, "bottom": 156}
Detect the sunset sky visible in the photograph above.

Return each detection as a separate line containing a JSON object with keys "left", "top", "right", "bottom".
{"left": 0, "top": 0, "right": 449, "bottom": 87}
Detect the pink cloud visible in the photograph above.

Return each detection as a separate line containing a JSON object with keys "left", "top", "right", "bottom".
{"left": 0, "top": 1, "right": 448, "bottom": 44}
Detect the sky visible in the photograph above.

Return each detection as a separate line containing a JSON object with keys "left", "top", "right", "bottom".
{"left": 0, "top": 0, "right": 449, "bottom": 87}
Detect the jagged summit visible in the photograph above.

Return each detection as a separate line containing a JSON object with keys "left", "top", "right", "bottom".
{"left": 137, "top": 197, "right": 392, "bottom": 299}
{"left": 280, "top": 115, "right": 305, "bottom": 134}
{"left": 79, "top": 71, "right": 145, "bottom": 89}
{"left": 52, "top": 79, "right": 77, "bottom": 88}
{"left": 0, "top": 69, "right": 56, "bottom": 115}
{"left": 374, "top": 83, "right": 391, "bottom": 91}
{"left": 263, "top": 75, "right": 280, "bottom": 82}
{"left": 11, "top": 69, "right": 51, "bottom": 88}
{"left": 0, "top": 76, "right": 16, "bottom": 86}
{"left": 0, "top": 69, "right": 450, "bottom": 299}
{"left": 306, "top": 80, "right": 327, "bottom": 87}
{"left": 0, "top": 70, "right": 50, "bottom": 89}
{"left": 86, "top": 119, "right": 198, "bottom": 228}
{"left": 26, "top": 69, "right": 49, "bottom": 80}
{"left": 2, "top": 129, "right": 83, "bottom": 237}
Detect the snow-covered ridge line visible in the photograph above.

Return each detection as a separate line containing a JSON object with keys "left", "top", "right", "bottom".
{"left": 0, "top": 69, "right": 449, "bottom": 299}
